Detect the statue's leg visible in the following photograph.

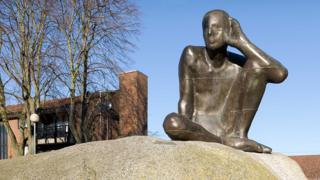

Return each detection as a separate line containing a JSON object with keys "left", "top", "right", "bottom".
{"left": 220, "top": 69, "right": 270, "bottom": 153}
{"left": 163, "top": 113, "right": 221, "bottom": 143}
{"left": 238, "top": 62, "right": 288, "bottom": 138}
{"left": 227, "top": 64, "right": 287, "bottom": 153}
{"left": 238, "top": 68, "right": 267, "bottom": 139}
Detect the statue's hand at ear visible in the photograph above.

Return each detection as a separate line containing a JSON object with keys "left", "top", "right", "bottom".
{"left": 224, "top": 17, "right": 249, "bottom": 48}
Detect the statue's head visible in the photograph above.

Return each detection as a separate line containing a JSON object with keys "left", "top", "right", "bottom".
{"left": 202, "top": 10, "right": 231, "bottom": 50}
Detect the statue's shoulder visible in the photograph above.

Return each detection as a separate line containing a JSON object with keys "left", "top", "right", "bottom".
{"left": 182, "top": 45, "right": 203, "bottom": 55}
{"left": 181, "top": 46, "right": 204, "bottom": 66}
{"left": 227, "top": 51, "right": 246, "bottom": 67}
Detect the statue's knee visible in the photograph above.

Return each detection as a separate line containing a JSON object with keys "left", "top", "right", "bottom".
{"left": 267, "top": 67, "right": 288, "bottom": 83}
{"left": 163, "top": 113, "right": 186, "bottom": 132}
{"left": 243, "top": 66, "right": 288, "bottom": 83}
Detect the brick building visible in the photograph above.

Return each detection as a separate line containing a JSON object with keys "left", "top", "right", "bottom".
{"left": 0, "top": 71, "right": 147, "bottom": 159}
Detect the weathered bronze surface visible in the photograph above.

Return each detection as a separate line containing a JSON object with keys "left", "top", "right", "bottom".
{"left": 163, "top": 10, "right": 288, "bottom": 153}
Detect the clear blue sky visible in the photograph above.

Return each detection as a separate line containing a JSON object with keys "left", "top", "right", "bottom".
{"left": 129, "top": 0, "right": 320, "bottom": 155}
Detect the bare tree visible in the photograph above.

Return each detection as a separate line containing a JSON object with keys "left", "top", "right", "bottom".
{"left": 0, "top": 0, "right": 53, "bottom": 155}
{"left": 50, "top": 0, "right": 139, "bottom": 143}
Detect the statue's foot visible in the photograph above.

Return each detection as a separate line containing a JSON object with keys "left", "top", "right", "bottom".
{"left": 163, "top": 113, "right": 222, "bottom": 143}
{"left": 222, "top": 137, "right": 272, "bottom": 153}
{"left": 258, "top": 142, "right": 272, "bottom": 153}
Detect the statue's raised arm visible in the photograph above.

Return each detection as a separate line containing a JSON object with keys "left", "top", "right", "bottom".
{"left": 225, "top": 17, "right": 288, "bottom": 83}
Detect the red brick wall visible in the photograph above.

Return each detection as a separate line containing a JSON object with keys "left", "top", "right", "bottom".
{"left": 119, "top": 71, "right": 148, "bottom": 136}
{"left": 81, "top": 92, "right": 120, "bottom": 141}
{"left": 291, "top": 155, "right": 320, "bottom": 179}
{"left": 7, "top": 119, "right": 22, "bottom": 159}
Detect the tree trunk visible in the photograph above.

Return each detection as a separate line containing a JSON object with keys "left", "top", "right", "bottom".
{"left": 69, "top": 80, "right": 81, "bottom": 143}
{"left": 80, "top": 51, "right": 88, "bottom": 142}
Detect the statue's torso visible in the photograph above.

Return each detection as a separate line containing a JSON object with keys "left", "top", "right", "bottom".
{"left": 187, "top": 47, "right": 243, "bottom": 136}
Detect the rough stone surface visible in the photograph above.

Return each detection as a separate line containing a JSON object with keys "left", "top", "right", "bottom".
{"left": 0, "top": 136, "right": 306, "bottom": 180}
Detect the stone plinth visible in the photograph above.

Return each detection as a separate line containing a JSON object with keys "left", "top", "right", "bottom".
{"left": 0, "top": 136, "right": 306, "bottom": 180}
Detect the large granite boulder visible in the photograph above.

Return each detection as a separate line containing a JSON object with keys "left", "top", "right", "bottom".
{"left": 0, "top": 136, "right": 306, "bottom": 180}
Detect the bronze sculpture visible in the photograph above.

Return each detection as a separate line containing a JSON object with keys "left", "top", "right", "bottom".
{"left": 163, "top": 10, "right": 288, "bottom": 153}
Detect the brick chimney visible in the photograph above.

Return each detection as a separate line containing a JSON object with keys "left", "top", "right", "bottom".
{"left": 118, "top": 71, "right": 147, "bottom": 136}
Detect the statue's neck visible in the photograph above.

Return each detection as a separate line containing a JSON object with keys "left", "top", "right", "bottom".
{"left": 205, "top": 46, "right": 227, "bottom": 68}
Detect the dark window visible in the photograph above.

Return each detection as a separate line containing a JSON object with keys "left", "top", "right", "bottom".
{"left": 0, "top": 123, "right": 8, "bottom": 159}
{"left": 36, "top": 114, "right": 75, "bottom": 144}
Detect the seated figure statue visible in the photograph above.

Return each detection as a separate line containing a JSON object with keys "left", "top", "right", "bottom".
{"left": 163, "top": 10, "right": 288, "bottom": 153}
